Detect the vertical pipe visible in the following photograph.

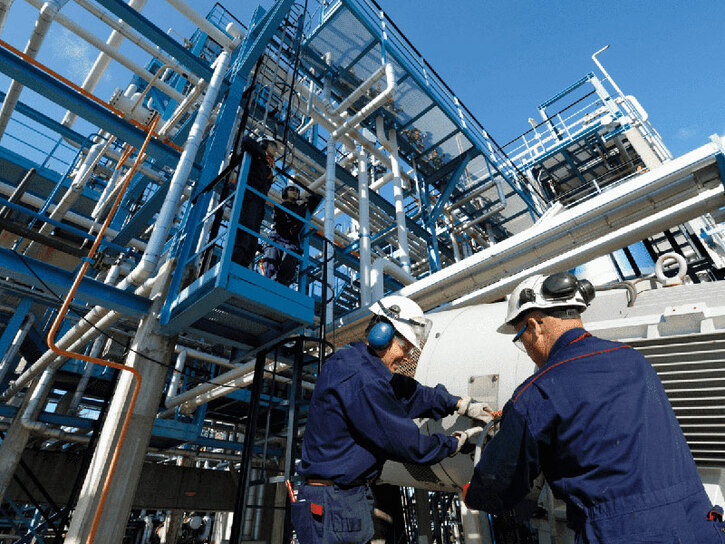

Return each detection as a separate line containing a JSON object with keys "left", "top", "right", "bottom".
{"left": 0, "top": 0, "right": 61, "bottom": 140}
{"left": 387, "top": 128, "right": 411, "bottom": 273}
{"left": 323, "top": 77, "right": 336, "bottom": 326}
{"left": 358, "top": 147, "right": 371, "bottom": 306}
{"left": 0, "top": 0, "right": 14, "bottom": 34}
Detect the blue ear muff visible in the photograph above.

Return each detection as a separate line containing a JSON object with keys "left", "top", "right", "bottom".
{"left": 368, "top": 322, "right": 395, "bottom": 351}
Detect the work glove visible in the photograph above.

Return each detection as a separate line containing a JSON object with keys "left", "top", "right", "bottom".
{"left": 457, "top": 397, "right": 494, "bottom": 424}
{"left": 450, "top": 427, "right": 482, "bottom": 456}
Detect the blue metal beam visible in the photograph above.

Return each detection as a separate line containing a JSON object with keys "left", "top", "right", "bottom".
{"left": 0, "top": 46, "right": 182, "bottom": 169}
{"left": 94, "top": 0, "right": 214, "bottom": 82}
{"left": 0, "top": 297, "right": 31, "bottom": 356}
{"left": 0, "top": 248, "right": 150, "bottom": 317}
{"left": 429, "top": 150, "right": 472, "bottom": 220}
{"left": 0, "top": 90, "right": 86, "bottom": 146}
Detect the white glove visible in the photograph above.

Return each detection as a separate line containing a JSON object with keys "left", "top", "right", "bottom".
{"left": 451, "top": 431, "right": 468, "bottom": 455}
{"left": 457, "top": 397, "right": 494, "bottom": 424}
{"left": 450, "top": 427, "right": 484, "bottom": 456}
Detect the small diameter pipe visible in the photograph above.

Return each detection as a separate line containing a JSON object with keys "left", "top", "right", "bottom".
{"left": 43, "top": 115, "right": 159, "bottom": 544}
{"left": 358, "top": 148, "right": 372, "bottom": 306}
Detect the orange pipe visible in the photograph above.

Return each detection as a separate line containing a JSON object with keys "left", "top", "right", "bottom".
{"left": 45, "top": 115, "right": 160, "bottom": 544}
{"left": 0, "top": 39, "right": 183, "bottom": 152}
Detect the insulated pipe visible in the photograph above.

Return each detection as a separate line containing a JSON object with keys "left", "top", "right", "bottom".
{"left": 163, "top": 0, "right": 236, "bottom": 51}
{"left": 334, "top": 64, "right": 387, "bottom": 115}
{"left": 22, "top": 0, "right": 185, "bottom": 104}
{"left": 376, "top": 115, "right": 411, "bottom": 273}
{"left": 323, "top": 77, "right": 336, "bottom": 326}
{"left": 452, "top": 202, "right": 505, "bottom": 235}
{"left": 122, "top": 49, "right": 230, "bottom": 290}
{"left": 0, "top": 0, "right": 61, "bottom": 140}
{"left": 331, "top": 138, "right": 725, "bottom": 345}
{"left": 91, "top": 144, "right": 132, "bottom": 220}
{"left": 165, "top": 349, "right": 186, "bottom": 408}
{"left": 0, "top": 277, "right": 153, "bottom": 401}
{"left": 358, "top": 148, "right": 372, "bottom": 306}
{"left": 174, "top": 345, "right": 235, "bottom": 368}
{"left": 0, "top": 0, "right": 13, "bottom": 34}
{"left": 68, "top": 335, "right": 106, "bottom": 413}
{"left": 370, "top": 257, "right": 414, "bottom": 302}
{"left": 331, "top": 63, "right": 395, "bottom": 139}
{"left": 158, "top": 78, "right": 204, "bottom": 138}
{"left": 0, "top": 118, "right": 158, "bottom": 403}
{"left": 62, "top": 0, "right": 148, "bottom": 128}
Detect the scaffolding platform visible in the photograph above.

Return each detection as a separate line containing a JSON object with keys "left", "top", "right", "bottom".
{"left": 159, "top": 260, "right": 314, "bottom": 349}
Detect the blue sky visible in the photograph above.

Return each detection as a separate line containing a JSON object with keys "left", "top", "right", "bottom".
{"left": 0, "top": 0, "right": 722, "bottom": 163}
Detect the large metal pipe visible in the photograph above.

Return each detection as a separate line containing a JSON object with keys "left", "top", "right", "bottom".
{"left": 330, "top": 137, "right": 725, "bottom": 344}
{"left": 0, "top": 0, "right": 14, "bottom": 35}
{"left": 122, "top": 49, "right": 230, "bottom": 289}
{"left": 162, "top": 0, "right": 236, "bottom": 51}
{"left": 376, "top": 115, "right": 411, "bottom": 273}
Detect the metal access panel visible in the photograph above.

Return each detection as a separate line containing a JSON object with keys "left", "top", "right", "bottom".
{"left": 468, "top": 374, "right": 500, "bottom": 410}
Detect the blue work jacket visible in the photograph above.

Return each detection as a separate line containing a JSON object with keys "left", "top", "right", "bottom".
{"left": 465, "top": 328, "right": 721, "bottom": 543}
{"left": 298, "top": 342, "right": 460, "bottom": 485}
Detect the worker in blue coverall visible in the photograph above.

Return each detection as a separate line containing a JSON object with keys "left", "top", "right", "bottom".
{"left": 260, "top": 181, "right": 322, "bottom": 286}
{"left": 292, "top": 295, "right": 493, "bottom": 544}
{"left": 463, "top": 272, "right": 725, "bottom": 543}
{"left": 232, "top": 136, "right": 278, "bottom": 267}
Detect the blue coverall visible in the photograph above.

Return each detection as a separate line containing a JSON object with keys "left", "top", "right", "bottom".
{"left": 232, "top": 137, "right": 275, "bottom": 267}
{"left": 261, "top": 193, "right": 321, "bottom": 286}
{"left": 465, "top": 328, "right": 725, "bottom": 543}
{"left": 294, "top": 342, "right": 460, "bottom": 543}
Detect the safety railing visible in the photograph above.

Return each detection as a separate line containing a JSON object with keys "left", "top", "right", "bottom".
{"left": 164, "top": 150, "right": 318, "bottom": 317}
{"left": 504, "top": 94, "right": 610, "bottom": 167}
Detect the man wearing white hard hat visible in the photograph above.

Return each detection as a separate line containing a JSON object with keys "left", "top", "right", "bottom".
{"left": 292, "top": 294, "right": 492, "bottom": 544}
{"left": 463, "top": 272, "right": 722, "bottom": 543}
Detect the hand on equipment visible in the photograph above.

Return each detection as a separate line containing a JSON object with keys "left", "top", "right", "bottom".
{"left": 450, "top": 427, "right": 483, "bottom": 456}
{"left": 457, "top": 396, "right": 495, "bottom": 423}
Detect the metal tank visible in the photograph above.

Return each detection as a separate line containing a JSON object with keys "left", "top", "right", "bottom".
{"left": 379, "top": 300, "right": 536, "bottom": 491}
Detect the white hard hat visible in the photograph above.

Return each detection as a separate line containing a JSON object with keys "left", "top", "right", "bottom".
{"left": 370, "top": 295, "right": 431, "bottom": 350}
{"left": 498, "top": 273, "right": 595, "bottom": 334}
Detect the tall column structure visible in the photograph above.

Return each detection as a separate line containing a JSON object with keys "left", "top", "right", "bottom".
{"left": 65, "top": 261, "right": 177, "bottom": 544}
